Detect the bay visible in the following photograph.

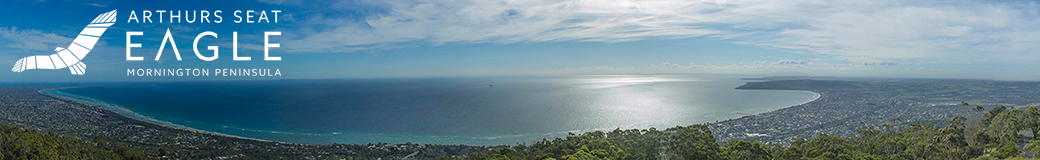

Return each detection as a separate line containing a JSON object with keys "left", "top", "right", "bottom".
{"left": 52, "top": 75, "right": 818, "bottom": 145}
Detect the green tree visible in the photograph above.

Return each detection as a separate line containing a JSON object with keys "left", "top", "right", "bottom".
{"left": 776, "top": 146, "right": 803, "bottom": 160}
{"left": 666, "top": 125, "right": 721, "bottom": 160}
{"left": 721, "top": 140, "right": 771, "bottom": 160}
{"left": 972, "top": 105, "right": 986, "bottom": 112}
{"left": 1023, "top": 107, "right": 1040, "bottom": 139}
{"left": 1024, "top": 140, "right": 1040, "bottom": 158}
{"left": 992, "top": 143, "right": 1020, "bottom": 159}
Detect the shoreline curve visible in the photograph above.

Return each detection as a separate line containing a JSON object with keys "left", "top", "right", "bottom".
{"left": 39, "top": 83, "right": 823, "bottom": 145}
{"left": 38, "top": 86, "right": 289, "bottom": 144}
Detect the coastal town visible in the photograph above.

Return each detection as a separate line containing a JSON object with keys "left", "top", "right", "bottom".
{"left": 712, "top": 78, "right": 1040, "bottom": 144}
{"left": 1, "top": 78, "right": 1040, "bottom": 159}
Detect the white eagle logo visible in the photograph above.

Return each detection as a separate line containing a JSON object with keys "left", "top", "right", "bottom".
{"left": 11, "top": 10, "right": 116, "bottom": 75}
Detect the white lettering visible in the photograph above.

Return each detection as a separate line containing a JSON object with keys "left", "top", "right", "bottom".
{"left": 264, "top": 31, "right": 281, "bottom": 61}
{"left": 194, "top": 31, "right": 219, "bottom": 61}
{"left": 126, "top": 31, "right": 143, "bottom": 61}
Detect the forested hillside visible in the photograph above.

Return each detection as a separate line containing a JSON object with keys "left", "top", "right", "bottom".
{"left": 0, "top": 123, "right": 150, "bottom": 160}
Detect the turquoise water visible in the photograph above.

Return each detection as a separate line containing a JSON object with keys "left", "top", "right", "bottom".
{"left": 50, "top": 75, "right": 818, "bottom": 145}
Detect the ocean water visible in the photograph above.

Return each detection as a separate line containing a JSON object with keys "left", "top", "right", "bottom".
{"left": 52, "top": 75, "right": 818, "bottom": 145}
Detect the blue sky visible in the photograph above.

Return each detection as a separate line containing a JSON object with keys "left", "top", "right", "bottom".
{"left": 2, "top": 0, "right": 1040, "bottom": 82}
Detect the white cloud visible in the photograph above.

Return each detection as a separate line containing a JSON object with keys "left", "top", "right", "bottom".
{"left": 0, "top": 27, "right": 73, "bottom": 51}
{"left": 279, "top": 0, "right": 721, "bottom": 53}
{"left": 270, "top": 0, "right": 1040, "bottom": 64}
{"left": 518, "top": 61, "right": 940, "bottom": 78}
{"left": 84, "top": 3, "right": 107, "bottom": 7}
{"left": 727, "top": 1, "right": 1037, "bottom": 63}
{"left": 774, "top": 60, "right": 810, "bottom": 65}
{"left": 863, "top": 62, "right": 899, "bottom": 66}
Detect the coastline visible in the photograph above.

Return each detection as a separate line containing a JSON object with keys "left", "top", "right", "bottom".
{"left": 743, "top": 90, "right": 821, "bottom": 116}
{"left": 732, "top": 84, "right": 823, "bottom": 114}
{"left": 796, "top": 91, "right": 822, "bottom": 107}
{"left": 38, "top": 82, "right": 823, "bottom": 146}
{"left": 38, "top": 86, "right": 289, "bottom": 144}
{"left": 39, "top": 85, "right": 574, "bottom": 145}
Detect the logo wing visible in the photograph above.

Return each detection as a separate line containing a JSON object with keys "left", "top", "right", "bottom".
{"left": 11, "top": 10, "right": 115, "bottom": 75}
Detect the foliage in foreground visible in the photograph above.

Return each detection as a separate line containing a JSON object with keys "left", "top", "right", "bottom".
{"left": 455, "top": 105, "right": 1040, "bottom": 160}
{"left": 0, "top": 123, "right": 151, "bottom": 160}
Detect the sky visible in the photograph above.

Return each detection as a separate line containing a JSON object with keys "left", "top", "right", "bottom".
{"left": 2, "top": 0, "right": 1040, "bottom": 82}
